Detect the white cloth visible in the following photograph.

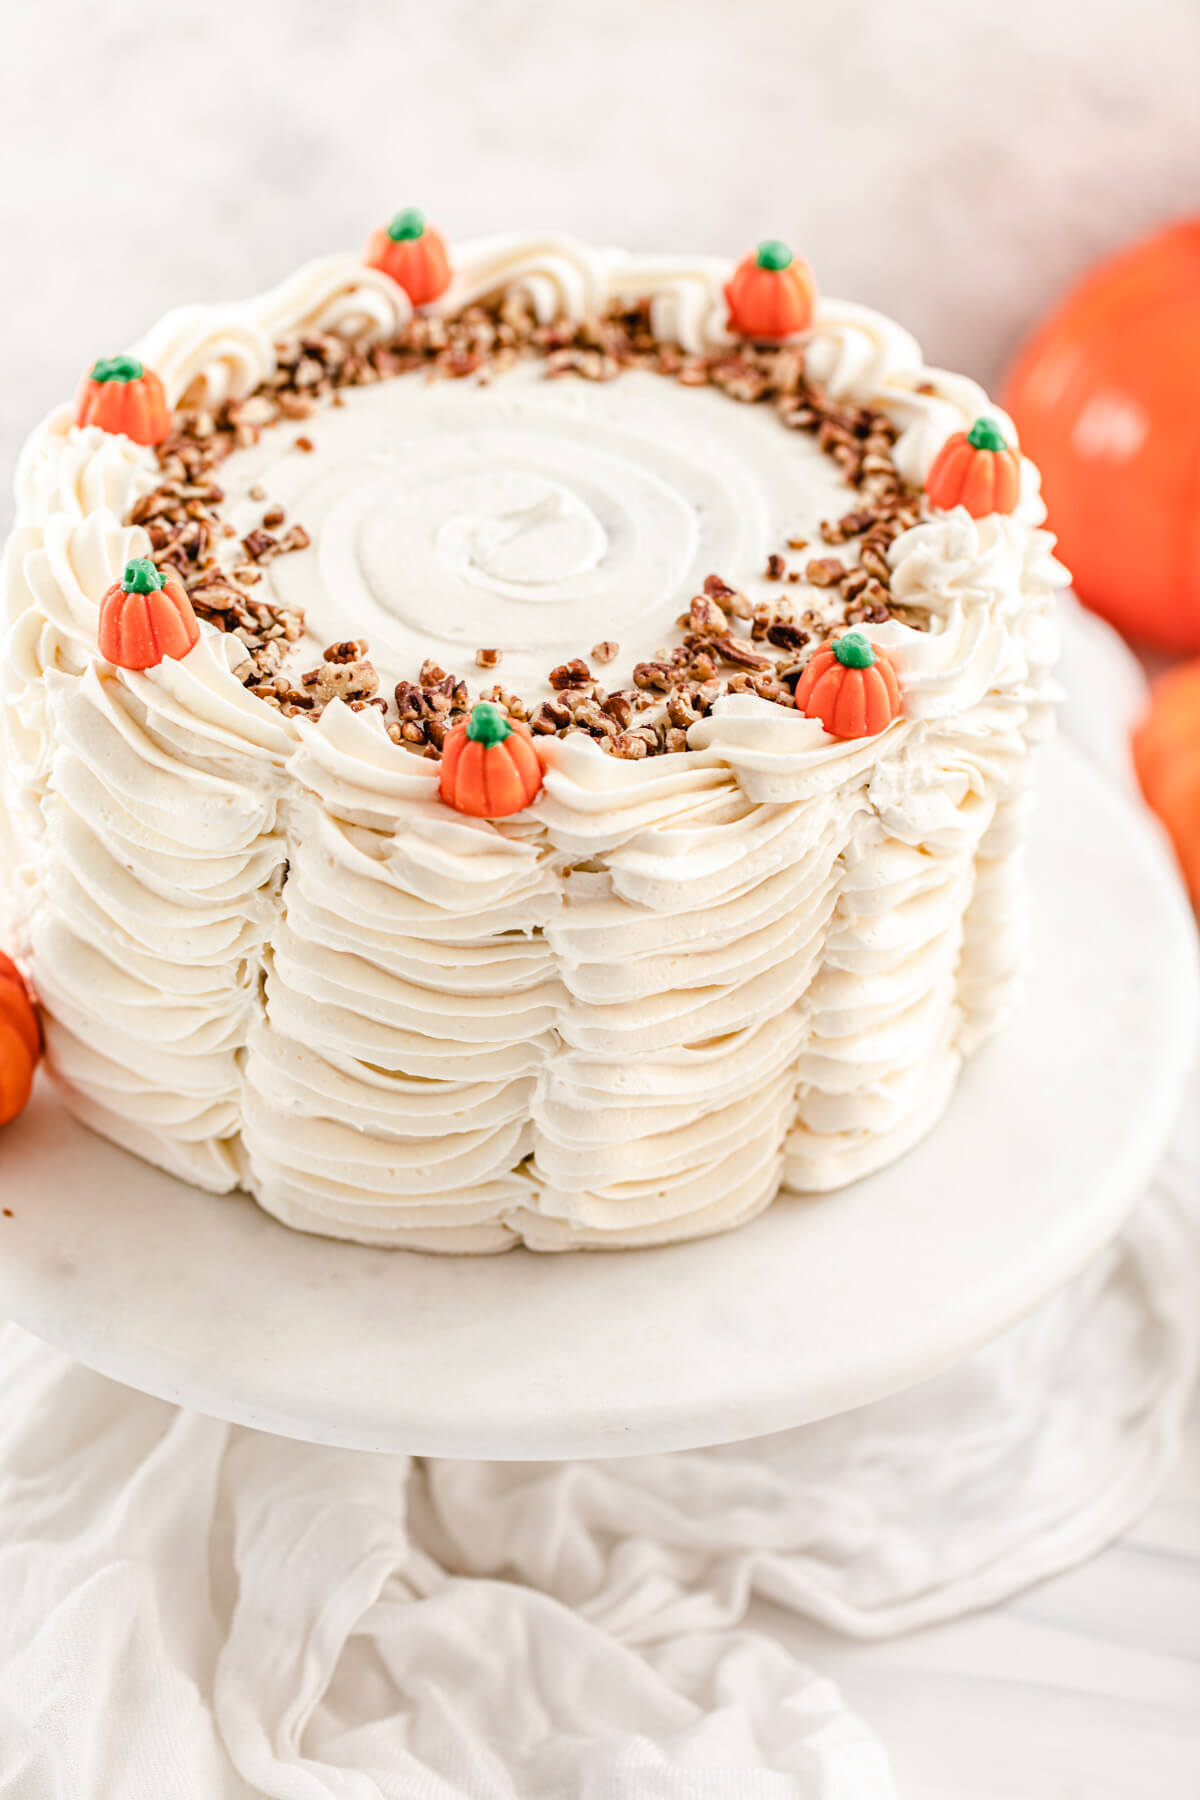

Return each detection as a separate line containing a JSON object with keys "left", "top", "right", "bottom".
{"left": 0, "top": 602, "right": 1196, "bottom": 1799}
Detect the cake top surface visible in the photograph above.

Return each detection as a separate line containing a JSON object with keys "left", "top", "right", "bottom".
{"left": 14, "top": 226, "right": 1067, "bottom": 807}
{"left": 212, "top": 361, "right": 870, "bottom": 706}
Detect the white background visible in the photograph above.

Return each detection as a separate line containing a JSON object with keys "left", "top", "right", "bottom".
{"left": 3, "top": 0, "right": 1199, "bottom": 499}
{"left": 2, "top": 4, "right": 1199, "bottom": 1791}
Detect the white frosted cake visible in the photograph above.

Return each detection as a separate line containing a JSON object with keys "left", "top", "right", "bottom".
{"left": 0, "top": 223, "right": 1064, "bottom": 1250}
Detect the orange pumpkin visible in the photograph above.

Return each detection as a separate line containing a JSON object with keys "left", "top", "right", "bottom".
{"left": 1006, "top": 218, "right": 1200, "bottom": 652}
{"left": 75, "top": 355, "right": 170, "bottom": 445}
{"left": 365, "top": 208, "right": 452, "bottom": 305}
{"left": 1132, "top": 658, "right": 1200, "bottom": 906}
{"left": 793, "top": 632, "right": 902, "bottom": 739}
{"left": 925, "top": 418, "right": 1021, "bottom": 517}
{"left": 0, "top": 951, "right": 40, "bottom": 1128}
{"left": 98, "top": 558, "right": 200, "bottom": 670}
{"left": 439, "top": 702, "right": 543, "bottom": 817}
{"left": 725, "top": 240, "right": 817, "bottom": 340}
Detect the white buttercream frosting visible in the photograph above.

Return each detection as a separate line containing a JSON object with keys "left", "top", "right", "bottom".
{"left": 0, "top": 231, "right": 1065, "bottom": 1251}
{"left": 212, "top": 363, "right": 857, "bottom": 702}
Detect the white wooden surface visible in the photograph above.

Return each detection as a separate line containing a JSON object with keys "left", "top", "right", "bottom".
{"left": 764, "top": 1389, "right": 1200, "bottom": 1798}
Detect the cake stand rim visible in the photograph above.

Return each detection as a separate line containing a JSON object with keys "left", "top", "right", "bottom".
{"left": 0, "top": 735, "right": 1195, "bottom": 1459}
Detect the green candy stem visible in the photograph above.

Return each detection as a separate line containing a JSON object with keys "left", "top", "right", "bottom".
{"left": 90, "top": 354, "right": 145, "bottom": 384}
{"left": 387, "top": 208, "right": 426, "bottom": 242}
{"left": 966, "top": 416, "right": 1008, "bottom": 453}
{"left": 833, "top": 631, "right": 876, "bottom": 670}
{"left": 122, "top": 557, "right": 165, "bottom": 595}
{"left": 756, "top": 239, "right": 793, "bottom": 272}
{"left": 465, "top": 701, "right": 512, "bottom": 746}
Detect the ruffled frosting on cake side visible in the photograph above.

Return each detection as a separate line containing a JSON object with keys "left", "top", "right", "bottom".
{"left": 0, "top": 234, "right": 1065, "bottom": 1250}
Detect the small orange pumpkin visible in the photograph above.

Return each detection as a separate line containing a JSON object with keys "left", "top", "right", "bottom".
{"left": 1132, "top": 658, "right": 1200, "bottom": 906}
{"left": 98, "top": 558, "right": 200, "bottom": 670}
{"left": 439, "top": 702, "right": 544, "bottom": 817}
{"left": 365, "top": 208, "right": 452, "bottom": 305}
{"left": 793, "top": 632, "right": 902, "bottom": 739}
{"left": 75, "top": 355, "right": 170, "bottom": 445}
{"left": 925, "top": 417, "right": 1021, "bottom": 517}
{"left": 0, "top": 951, "right": 40, "bottom": 1128}
{"left": 725, "top": 240, "right": 817, "bottom": 340}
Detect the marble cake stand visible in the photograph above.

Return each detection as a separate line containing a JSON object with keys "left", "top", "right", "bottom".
{"left": 0, "top": 739, "right": 1195, "bottom": 1460}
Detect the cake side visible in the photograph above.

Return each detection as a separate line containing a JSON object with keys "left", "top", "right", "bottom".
{"left": 0, "top": 234, "right": 1064, "bottom": 1250}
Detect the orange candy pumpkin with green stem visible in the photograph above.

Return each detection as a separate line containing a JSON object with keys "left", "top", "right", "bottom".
{"left": 440, "top": 702, "right": 544, "bottom": 818}
{"left": 925, "top": 417, "right": 1021, "bottom": 517}
{"left": 98, "top": 558, "right": 200, "bottom": 670}
{"left": 366, "top": 208, "right": 452, "bottom": 305}
{"left": 793, "top": 632, "right": 902, "bottom": 739}
{"left": 0, "top": 951, "right": 40, "bottom": 1128}
{"left": 1132, "top": 658, "right": 1200, "bottom": 906}
{"left": 725, "top": 240, "right": 817, "bottom": 340}
{"left": 75, "top": 355, "right": 170, "bottom": 446}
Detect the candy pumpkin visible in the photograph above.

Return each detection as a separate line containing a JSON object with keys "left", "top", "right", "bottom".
{"left": 98, "top": 558, "right": 200, "bottom": 670}
{"left": 1132, "top": 658, "right": 1200, "bottom": 906}
{"left": 365, "top": 208, "right": 452, "bottom": 305}
{"left": 793, "top": 632, "right": 902, "bottom": 739}
{"left": 0, "top": 951, "right": 40, "bottom": 1128}
{"left": 925, "top": 418, "right": 1021, "bottom": 518}
{"left": 75, "top": 355, "right": 170, "bottom": 445}
{"left": 1006, "top": 217, "right": 1200, "bottom": 652}
{"left": 725, "top": 240, "right": 817, "bottom": 340}
{"left": 439, "top": 703, "right": 543, "bottom": 817}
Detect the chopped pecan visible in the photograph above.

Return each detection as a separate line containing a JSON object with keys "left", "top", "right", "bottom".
{"left": 241, "top": 529, "right": 277, "bottom": 561}
{"left": 860, "top": 542, "right": 892, "bottom": 583}
{"left": 302, "top": 658, "right": 378, "bottom": 703}
{"left": 767, "top": 622, "right": 809, "bottom": 651}
{"left": 601, "top": 692, "right": 634, "bottom": 730}
{"left": 667, "top": 688, "right": 699, "bottom": 729}
{"left": 805, "top": 556, "right": 846, "bottom": 588}
{"left": 717, "top": 639, "right": 772, "bottom": 673}
{"left": 531, "top": 698, "right": 573, "bottom": 734}
{"left": 549, "top": 658, "right": 593, "bottom": 690}
{"left": 323, "top": 638, "right": 368, "bottom": 664}
{"left": 688, "top": 594, "right": 729, "bottom": 634}
{"left": 703, "top": 574, "right": 753, "bottom": 620}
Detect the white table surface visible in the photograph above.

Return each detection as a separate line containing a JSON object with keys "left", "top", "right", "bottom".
{"left": 763, "top": 1385, "right": 1200, "bottom": 1799}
